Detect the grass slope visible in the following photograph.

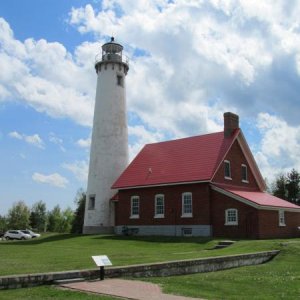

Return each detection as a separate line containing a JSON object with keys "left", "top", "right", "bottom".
{"left": 146, "top": 240, "right": 300, "bottom": 299}
{"left": 0, "top": 234, "right": 216, "bottom": 275}
{"left": 0, "top": 233, "right": 283, "bottom": 276}
{"left": 1, "top": 234, "right": 299, "bottom": 299}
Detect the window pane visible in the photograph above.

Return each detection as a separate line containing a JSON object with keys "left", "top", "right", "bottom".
{"left": 224, "top": 161, "right": 231, "bottom": 178}
{"left": 242, "top": 165, "right": 248, "bottom": 181}
{"left": 131, "top": 197, "right": 139, "bottom": 216}
{"left": 226, "top": 209, "right": 238, "bottom": 225}
{"left": 183, "top": 193, "right": 192, "bottom": 214}
{"left": 279, "top": 210, "right": 285, "bottom": 225}
{"left": 155, "top": 195, "right": 164, "bottom": 215}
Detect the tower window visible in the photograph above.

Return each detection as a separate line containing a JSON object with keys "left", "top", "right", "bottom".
{"left": 88, "top": 195, "right": 95, "bottom": 210}
{"left": 224, "top": 160, "right": 231, "bottom": 179}
{"left": 117, "top": 75, "right": 123, "bottom": 87}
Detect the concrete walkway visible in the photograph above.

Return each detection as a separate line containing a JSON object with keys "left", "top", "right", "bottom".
{"left": 60, "top": 278, "right": 202, "bottom": 300}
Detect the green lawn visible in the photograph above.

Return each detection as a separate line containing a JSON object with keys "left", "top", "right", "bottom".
{"left": 145, "top": 239, "right": 300, "bottom": 300}
{"left": 0, "top": 233, "right": 283, "bottom": 276}
{"left": 1, "top": 234, "right": 299, "bottom": 299}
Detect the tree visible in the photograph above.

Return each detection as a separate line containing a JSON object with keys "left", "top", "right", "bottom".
{"left": 0, "top": 215, "right": 8, "bottom": 233}
{"left": 286, "top": 169, "right": 300, "bottom": 204}
{"left": 30, "top": 200, "right": 47, "bottom": 232}
{"left": 59, "top": 208, "right": 74, "bottom": 233}
{"left": 272, "top": 173, "right": 287, "bottom": 200}
{"left": 7, "top": 201, "right": 30, "bottom": 229}
{"left": 271, "top": 169, "right": 300, "bottom": 205}
{"left": 47, "top": 205, "right": 62, "bottom": 232}
{"left": 71, "top": 189, "right": 86, "bottom": 234}
{"left": 47, "top": 205, "right": 74, "bottom": 233}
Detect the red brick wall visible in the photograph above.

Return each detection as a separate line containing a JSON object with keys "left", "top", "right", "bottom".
{"left": 211, "top": 189, "right": 259, "bottom": 238}
{"left": 211, "top": 189, "right": 300, "bottom": 238}
{"left": 257, "top": 210, "right": 300, "bottom": 239}
{"left": 115, "top": 183, "right": 211, "bottom": 226}
{"left": 212, "top": 140, "right": 259, "bottom": 189}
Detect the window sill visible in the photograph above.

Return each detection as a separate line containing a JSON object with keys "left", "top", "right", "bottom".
{"left": 225, "top": 222, "right": 238, "bottom": 226}
{"left": 130, "top": 215, "right": 139, "bottom": 219}
{"left": 279, "top": 223, "right": 286, "bottom": 227}
{"left": 181, "top": 214, "right": 193, "bottom": 218}
{"left": 225, "top": 176, "right": 232, "bottom": 180}
{"left": 154, "top": 215, "right": 164, "bottom": 219}
{"left": 242, "top": 180, "right": 249, "bottom": 183}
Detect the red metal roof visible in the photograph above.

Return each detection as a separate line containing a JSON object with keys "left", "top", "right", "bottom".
{"left": 112, "top": 130, "right": 238, "bottom": 189}
{"left": 213, "top": 184, "right": 300, "bottom": 210}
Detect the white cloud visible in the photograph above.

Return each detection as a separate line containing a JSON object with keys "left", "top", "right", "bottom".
{"left": 32, "top": 172, "right": 69, "bottom": 188}
{"left": 63, "top": 160, "right": 88, "bottom": 183}
{"left": 66, "top": 1, "right": 300, "bottom": 180}
{"left": 9, "top": 131, "right": 22, "bottom": 140}
{"left": 0, "top": 18, "right": 95, "bottom": 127}
{"left": 2, "top": 1, "right": 300, "bottom": 187}
{"left": 254, "top": 113, "right": 300, "bottom": 182}
{"left": 76, "top": 137, "right": 91, "bottom": 148}
{"left": 68, "top": 1, "right": 300, "bottom": 120}
{"left": 9, "top": 131, "right": 44, "bottom": 149}
{"left": 49, "top": 132, "right": 66, "bottom": 152}
{"left": 24, "top": 134, "right": 44, "bottom": 148}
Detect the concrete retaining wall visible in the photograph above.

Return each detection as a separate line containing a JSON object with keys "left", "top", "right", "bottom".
{"left": 0, "top": 250, "right": 279, "bottom": 289}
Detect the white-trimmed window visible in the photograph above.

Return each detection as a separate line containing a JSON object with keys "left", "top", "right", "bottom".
{"left": 225, "top": 208, "right": 238, "bottom": 225}
{"left": 88, "top": 195, "right": 95, "bottom": 210}
{"left": 242, "top": 164, "right": 248, "bottom": 183}
{"left": 130, "top": 196, "right": 140, "bottom": 218}
{"left": 279, "top": 210, "right": 285, "bottom": 226}
{"left": 224, "top": 160, "right": 232, "bottom": 179}
{"left": 154, "top": 194, "right": 165, "bottom": 218}
{"left": 182, "top": 192, "right": 192, "bottom": 217}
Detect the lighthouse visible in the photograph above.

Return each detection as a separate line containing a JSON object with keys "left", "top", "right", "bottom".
{"left": 83, "top": 37, "right": 129, "bottom": 234}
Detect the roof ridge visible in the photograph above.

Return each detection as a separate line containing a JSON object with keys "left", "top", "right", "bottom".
{"left": 145, "top": 131, "right": 224, "bottom": 146}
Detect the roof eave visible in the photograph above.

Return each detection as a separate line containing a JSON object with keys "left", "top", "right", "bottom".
{"left": 211, "top": 184, "right": 300, "bottom": 212}
{"left": 112, "top": 179, "right": 210, "bottom": 190}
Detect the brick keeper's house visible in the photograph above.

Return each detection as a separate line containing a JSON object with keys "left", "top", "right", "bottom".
{"left": 111, "top": 112, "right": 300, "bottom": 238}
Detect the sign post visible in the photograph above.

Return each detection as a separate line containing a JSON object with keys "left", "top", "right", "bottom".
{"left": 91, "top": 255, "right": 112, "bottom": 280}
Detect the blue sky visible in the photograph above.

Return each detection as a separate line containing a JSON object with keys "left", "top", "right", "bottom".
{"left": 1, "top": 0, "right": 300, "bottom": 215}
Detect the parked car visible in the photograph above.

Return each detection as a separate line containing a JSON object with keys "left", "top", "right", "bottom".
{"left": 4, "top": 230, "right": 32, "bottom": 240}
{"left": 21, "top": 230, "right": 41, "bottom": 238}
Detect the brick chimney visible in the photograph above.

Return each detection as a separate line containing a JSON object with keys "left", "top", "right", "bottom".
{"left": 224, "top": 112, "right": 239, "bottom": 137}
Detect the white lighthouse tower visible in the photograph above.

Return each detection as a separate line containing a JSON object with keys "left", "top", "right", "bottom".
{"left": 83, "top": 37, "right": 129, "bottom": 234}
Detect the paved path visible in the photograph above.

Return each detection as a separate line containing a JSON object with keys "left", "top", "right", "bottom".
{"left": 61, "top": 278, "right": 202, "bottom": 300}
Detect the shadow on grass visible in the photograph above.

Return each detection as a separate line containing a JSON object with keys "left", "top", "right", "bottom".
{"left": 1, "top": 233, "right": 217, "bottom": 247}
{"left": 93, "top": 234, "right": 214, "bottom": 244}
{"left": 0, "top": 233, "right": 86, "bottom": 245}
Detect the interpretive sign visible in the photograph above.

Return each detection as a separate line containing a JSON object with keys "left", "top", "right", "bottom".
{"left": 91, "top": 255, "right": 112, "bottom": 280}
{"left": 92, "top": 255, "right": 112, "bottom": 267}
